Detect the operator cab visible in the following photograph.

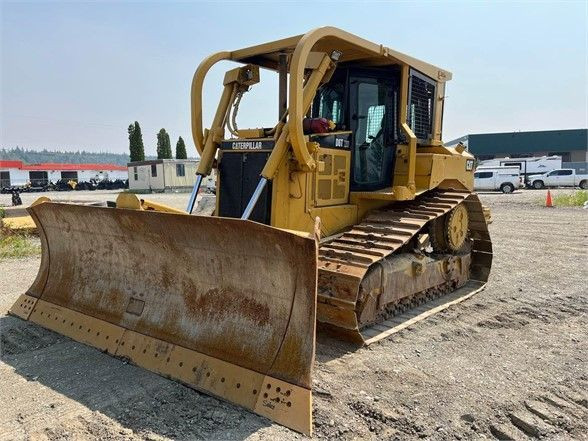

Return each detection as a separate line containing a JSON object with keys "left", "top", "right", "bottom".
{"left": 216, "top": 64, "right": 439, "bottom": 225}
{"left": 311, "top": 67, "right": 401, "bottom": 191}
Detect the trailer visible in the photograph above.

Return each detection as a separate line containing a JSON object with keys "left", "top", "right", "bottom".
{"left": 478, "top": 156, "right": 562, "bottom": 178}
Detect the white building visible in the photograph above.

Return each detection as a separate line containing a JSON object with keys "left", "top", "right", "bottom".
{"left": 0, "top": 160, "right": 127, "bottom": 188}
{"left": 128, "top": 159, "right": 210, "bottom": 192}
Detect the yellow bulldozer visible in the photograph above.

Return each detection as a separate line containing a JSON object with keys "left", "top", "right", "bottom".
{"left": 10, "top": 27, "right": 492, "bottom": 435}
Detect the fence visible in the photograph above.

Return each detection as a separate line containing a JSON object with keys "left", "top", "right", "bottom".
{"left": 562, "top": 162, "right": 588, "bottom": 173}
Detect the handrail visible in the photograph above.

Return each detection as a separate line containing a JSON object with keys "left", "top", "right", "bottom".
{"left": 401, "top": 123, "right": 417, "bottom": 191}
{"left": 191, "top": 51, "right": 231, "bottom": 155}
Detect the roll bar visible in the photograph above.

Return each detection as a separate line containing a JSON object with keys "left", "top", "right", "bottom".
{"left": 190, "top": 26, "right": 452, "bottom": 179}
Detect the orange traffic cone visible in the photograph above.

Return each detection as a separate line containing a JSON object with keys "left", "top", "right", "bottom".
{"left": 545, "top": 189, "right": 553, "bottom": 207}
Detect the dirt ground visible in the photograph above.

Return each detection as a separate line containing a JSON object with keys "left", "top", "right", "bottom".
{"left": 1, "top": 189, "right": 587, "bottom": 440}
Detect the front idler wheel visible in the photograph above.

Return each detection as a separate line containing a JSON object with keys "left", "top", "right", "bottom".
{"left": 429, "top": 204, "right": 470, "bottom": 253}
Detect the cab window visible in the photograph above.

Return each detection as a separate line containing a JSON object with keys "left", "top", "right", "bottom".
{"left": 317, "top": 84, "right": 344, "bottom": 124}
{"left": 313, "top": 78, "right": 345, "bottom": 126}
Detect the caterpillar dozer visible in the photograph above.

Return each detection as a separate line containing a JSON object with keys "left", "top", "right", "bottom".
{"left": 10, "top": 27, "right": 492, "bottom": 435}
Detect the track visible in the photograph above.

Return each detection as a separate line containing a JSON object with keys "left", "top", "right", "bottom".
{"left": 317, "top": 190, "right": 493, "bottom": 343}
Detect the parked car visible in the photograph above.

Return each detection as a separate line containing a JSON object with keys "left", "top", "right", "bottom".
{"left": 474, "top": 166, "right": 521, "bottom": 193}
{"left": 526, "top": 169, "right": 588, "bottom": 189}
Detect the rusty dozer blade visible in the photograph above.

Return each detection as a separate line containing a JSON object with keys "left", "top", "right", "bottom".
{"left": 9, "top": 202, "right": 318, "bottom": 435}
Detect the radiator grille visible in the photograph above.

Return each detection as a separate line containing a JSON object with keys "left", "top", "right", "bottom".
{"left": 407, "top": 72, "right": 436, "bottom": 140}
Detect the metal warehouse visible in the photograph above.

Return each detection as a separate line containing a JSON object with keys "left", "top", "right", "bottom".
{"left": 0, "top": 160, "right": 128, "bottom": 188}
{"left": 447, "top": 128, "right": 587, "bottom": 162}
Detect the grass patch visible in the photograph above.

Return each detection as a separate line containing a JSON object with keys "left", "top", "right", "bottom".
{"left": 552, "top": 190, "right": 588, "bottom": 207}
{"left": 0, "top": 230, "right": 41, "bottom": 259}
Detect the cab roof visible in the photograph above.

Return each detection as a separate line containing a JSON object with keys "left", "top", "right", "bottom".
{"left": 228, "top": 27, "right": 452, "bottom": 82}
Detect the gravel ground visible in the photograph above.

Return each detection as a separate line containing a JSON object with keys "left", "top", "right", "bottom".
{"left": 1, "top": 189, "right": 587, "bottom": 440}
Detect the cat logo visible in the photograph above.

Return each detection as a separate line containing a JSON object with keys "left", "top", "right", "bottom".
{"left": 466, "top": 159, "right": 474, "bottom": 171}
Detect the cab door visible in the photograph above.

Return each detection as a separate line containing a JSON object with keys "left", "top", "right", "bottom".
{"left": 349, "top": 73, "right": 399, "bottom": 191}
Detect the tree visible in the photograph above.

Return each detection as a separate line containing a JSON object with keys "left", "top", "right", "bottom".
{"left": 156, "top": 128, "right": 172, "bottom": 159}
{"left": 128, "top": 124, "right": 136, "bottom": 160}
{"left": 165, "top": 132, "right": 172, "bottom": 158}
{"left": 128, "top": 121, "right": 145, "bottom": 162}
{"left": 175, "top": 136, "right": 187, "bottom": 159}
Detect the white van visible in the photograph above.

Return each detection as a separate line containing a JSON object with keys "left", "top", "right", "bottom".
{"left": 474, "top": 166, "right": 521, "bottom": 193}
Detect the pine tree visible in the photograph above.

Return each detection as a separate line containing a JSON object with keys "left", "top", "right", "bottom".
{"left": 156, "top": 129, "right": 165, "bottom": 159}
{"left": 128, "top": 124, "right": 136, "bottom": 160}
{"left": 128, "top": 121, "right": 145, "bottom": 162}
{"left": 134, "top": 122, "right": 145, "bottom": 161}
{"left": 175, "top": 136, "right": 187, "bottom": 159}
{"left": 157, "top": 128, "right": 172, "bottom": 159}
{"left": 164, "top": 131, "right": 172, "bottom": 159}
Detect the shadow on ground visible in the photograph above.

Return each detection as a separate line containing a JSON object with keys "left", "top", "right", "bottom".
{"left": 1, "top": 315, "right": 270, "bottom": 440}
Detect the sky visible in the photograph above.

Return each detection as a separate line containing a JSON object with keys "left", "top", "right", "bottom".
{"left": 1, "top": 1, "right": 587, "bottom": 156}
